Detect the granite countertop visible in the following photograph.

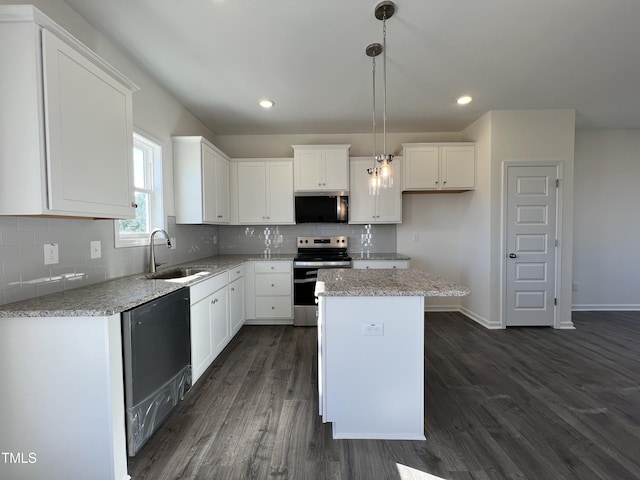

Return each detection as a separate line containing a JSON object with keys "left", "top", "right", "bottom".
{"left": 316, "top": 268, "right": 470, "bottom": 297}
{"left": 349, "top": 253, "right": 411, "bottom": 261}
{"left": 0, "top": 254, "right": 294, "bottom": 318}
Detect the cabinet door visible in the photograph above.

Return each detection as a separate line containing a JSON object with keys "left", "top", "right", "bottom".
{"left": 294, "top": 150, "right": 324, "bottom": 191}
{"left": 237, "top": 162, "right": 267, "bottom": 223}
{"left": 348, "top": 159, "right": 377, "bottom": 223}
{"left": 43, "top": 30, "right": 134, "bottom": 217}
{"left": 266, "top": 161, "right": 294, "bottom": 224}
{"left": 190, "top": 294, "right": 215, "bottom": 384}
{"left": 375, "top": 158, "right": 402, "bottom": 223}
{"left": 201, "top": 143, "right": 218, "bottom": 223}
{"left": 441, "top": 145, "right": 475, "bottom": 189}
{"left": 229, "top": 277, "right": 245, "bottom": 336}
{"left": 323, "top": 150, "right": 349, "bottom": 191}
{"left": 215, "top": 154, "right": 230, "bottom": 222}
{"left": 211, "top": 286, "right": 230, "bottom": 357}
{"left": 402, "top": 146, "right": 439, "bottom": 190}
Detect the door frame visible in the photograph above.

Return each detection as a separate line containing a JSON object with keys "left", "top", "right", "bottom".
{"left": 500, "top": 161, "right": 564, "bottom": 328}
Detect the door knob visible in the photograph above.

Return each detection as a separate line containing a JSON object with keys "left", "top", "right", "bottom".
{"left": 509, "top": 253, "right": 517, "bottom": 258}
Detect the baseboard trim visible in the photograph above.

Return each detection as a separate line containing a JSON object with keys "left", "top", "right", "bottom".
{"left": 244, "top": 319, "right": 294, "bottom": 326}
{"left": 572, "top": 304, "right": 640, "bottom": 312}
{"left": 459, "top": 306, "right": 503, "bottom": 329}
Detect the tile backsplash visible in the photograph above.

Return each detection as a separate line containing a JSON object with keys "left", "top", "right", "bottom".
{"left": 0, "top": 216, "right": 218, "bottom": 306}
{"left": 219, "top": 223, "right": 396, "bottom": 255}
{"left": 0, "top": 216, "right": 395, "bottom": 306}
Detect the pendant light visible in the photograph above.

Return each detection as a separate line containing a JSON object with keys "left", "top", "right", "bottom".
{"left": 366, "top": 1, "right": 396, "bottom": 196}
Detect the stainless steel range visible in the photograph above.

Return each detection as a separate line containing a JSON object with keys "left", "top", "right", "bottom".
{"left": 293, "top": 235, "right": 352, "bottom": 326}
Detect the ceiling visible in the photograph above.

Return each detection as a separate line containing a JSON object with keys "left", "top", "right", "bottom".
{"left": 63, "top": 0, "right": 640, "bottom": 135}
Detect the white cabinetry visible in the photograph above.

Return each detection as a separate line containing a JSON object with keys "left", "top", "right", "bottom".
{"left": 229, "top": 264, "right": 246, "bottom": 336}
{"left": 402, "top": 143, "right": 475, "bottom": 191}
{"left": 190, "top": 272, "right": 229, "bottom": 384}
{"left": 349, "top": 158, "right": 402, "bottom": 224}
{"left": 293, "top": 145, "right": 350, "bottom": 192}
{"left": 173, "top": 136, "right": 230, "bottom": 224}
{"left": 0, "top": 7, "right": 137, "bottom": 218}
{"left": 352, "top": 259, "right": 410, "bottom": 269}
{"left": 232, "top": 159, "right": 294, "bottom": 224}
{"left": 245, "top": 261, "right": 293, "bottom": 323}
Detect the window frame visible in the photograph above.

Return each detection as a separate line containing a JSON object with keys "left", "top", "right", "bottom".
{"left": 114, "top": 131, "right": 165, "bottom": 248}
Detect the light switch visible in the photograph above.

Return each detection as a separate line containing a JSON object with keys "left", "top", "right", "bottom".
{"left": 90, "top": 241, "right": 102, "bottom": 259}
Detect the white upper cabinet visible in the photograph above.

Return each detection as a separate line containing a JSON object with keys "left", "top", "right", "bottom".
{"left": 173, "top": 136, "right": 230, "bottom": 224}
{"left": 349, "top": 158, "right": 402, "bottom": 224}
{"left": 0, "top": 7, "right": 138, "bottom": 218}
{"left": 402, "top": 143, "right": 476, "bottom": 191}
{"left": 292, "top": 145, "right": 350, "bottom": 192}
{"left": 232, "top": 159, "right": 294, "bottom": 225}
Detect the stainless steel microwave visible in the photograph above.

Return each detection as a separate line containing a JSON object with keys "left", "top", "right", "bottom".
{"left": 294, "top": 195, "right": 348, "bottom": 223}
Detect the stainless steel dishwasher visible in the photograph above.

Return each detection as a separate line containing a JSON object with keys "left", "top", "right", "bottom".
{"left": 122, "top": 287, "right": 191, "bottom": 456}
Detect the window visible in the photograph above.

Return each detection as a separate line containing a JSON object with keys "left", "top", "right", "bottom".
{"left": 115, "top": 132, "right": 164, "bottom": 247}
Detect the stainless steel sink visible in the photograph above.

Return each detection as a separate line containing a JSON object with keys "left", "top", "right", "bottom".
{"left": 146, "top": 267, "right": 211, "bottom": 280}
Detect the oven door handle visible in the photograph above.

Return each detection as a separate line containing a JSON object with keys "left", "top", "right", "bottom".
{"left": 294, "top": 261, "right": 352, "bottom": 267}
{"left": 294, "top": 278, "right": 317, "bottom": 284}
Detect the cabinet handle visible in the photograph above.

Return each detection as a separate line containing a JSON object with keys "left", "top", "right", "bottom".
{"left": 271, "top": 283, "right": 275, "bottom": 287}
{"left": 218, "top": 215, "right": 223, "bottom": 218}
{"left": 131, "top": 202, "right": 138, "bottom": 208}
{"left": 271, "top": 306, "right": 275, "bottom": 310}
{"left": 270, "top": 266, "right": 274, "bottom": 270}
{"left": 435, "top": 181, "right": 439, "bottom": 185}
{"left": 212, "top": 298, "right": 218, "bottom": 304}
{"left": 393, "top": 266, "right": 397, "bottom": 269}
{"left": 318, "top": 182, "right": 322, "bottom": 186}
{"left": 230, "top": 287, "right": 235, "bottom": 291}
{"left": 443, "top": 181, "right": 447, "bottom": 185}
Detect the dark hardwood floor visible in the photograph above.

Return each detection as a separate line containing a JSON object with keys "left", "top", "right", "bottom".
{"left": 128, "top": 311, "right": 640, "bottom": 480}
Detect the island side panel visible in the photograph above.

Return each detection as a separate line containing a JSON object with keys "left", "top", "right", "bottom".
{"left": 0, "top": 314, "right": 128, "bottom": 480}
{"left": 321, "top": 295, "right": 425, "bottom": 440}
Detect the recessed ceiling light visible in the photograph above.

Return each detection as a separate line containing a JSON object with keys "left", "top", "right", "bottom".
{"left": 457, "top": 95, "right": 472, "bottom": 105}
{"left": 259, "top": 99, "right": 274, "bottom": 109}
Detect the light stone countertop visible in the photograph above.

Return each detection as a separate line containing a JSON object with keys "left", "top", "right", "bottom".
{"left": 0, "top": 254, "right": 294, "bottom": 318}
{"left": 316, "top": 268, "right": 470, "bottom": 297}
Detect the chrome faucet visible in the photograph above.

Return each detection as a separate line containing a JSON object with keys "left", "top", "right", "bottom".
{"left": 149, "top": 228, "right": 172, "bottom": 273}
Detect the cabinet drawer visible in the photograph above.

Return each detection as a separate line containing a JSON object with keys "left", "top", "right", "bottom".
{"left": 190, "top": 272, "right": 228, "bottom": 304}
{"left": 228, "top": 264, "right": 245, "bottom": 282}
{"left": 254, "top": 261, "right": 292, "bottom": 273}
{"left": 352, "top": 260, "right": 410, "bottom": 270}
{"left": 256, "top": 296, "right": 292, "bottom": 318}
{"left": 255, "top": 273, "right": 292, "bottom": 296}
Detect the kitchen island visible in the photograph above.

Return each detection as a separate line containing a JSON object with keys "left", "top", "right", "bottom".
{"left": 315, "top": 268, "right": 470, "bottom": 440}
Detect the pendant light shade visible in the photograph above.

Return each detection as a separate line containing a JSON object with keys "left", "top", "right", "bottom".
{"left": 366, "top": 1, "right": 396, "bottom": 196}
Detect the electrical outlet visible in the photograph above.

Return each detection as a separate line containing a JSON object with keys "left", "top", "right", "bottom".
{"left": 44, "top": 243, "right": 59, "bottom": 265}
{"left": 362, "top": 322, "right": 384, "bottom": 336}
{"left": 170, "top": 237, "right": 176, "bottom": 250}
{"left": 90, "top": 240, "right": 102, "bottom": 259}
{"left": 213, "top": 234, "right": 218, "bottom": 244}
{"left": 412, "top": 232, "right": 419, "bottom": 242}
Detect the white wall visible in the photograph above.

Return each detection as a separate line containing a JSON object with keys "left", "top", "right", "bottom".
{"left": 213, "top": 132, "right": 464, "bottom": 158}
{"left": 573, "top": 130, "right": 640, "bottom": 310}
{"left": 489, "top": 110, "right": 576, "bottom": 328}
{"left": 458, "top": 113, "right": 493, "bottom": 324}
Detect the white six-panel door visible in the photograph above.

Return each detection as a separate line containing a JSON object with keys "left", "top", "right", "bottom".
{"left": 505, "top": 165, "right": 559, "bottom": 326}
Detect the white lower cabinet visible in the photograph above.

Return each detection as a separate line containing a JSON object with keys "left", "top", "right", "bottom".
{"left": 190, "top": 264, "right": 248, "bottom": 384}
{"left": 229, "top": 265, "right": 246, "bottom": 336}
{"left": 352, "top": 259, "right": 410, "bottom": 270}
{"left": 245, "top": 261, "right": 293, "bottom": 323}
